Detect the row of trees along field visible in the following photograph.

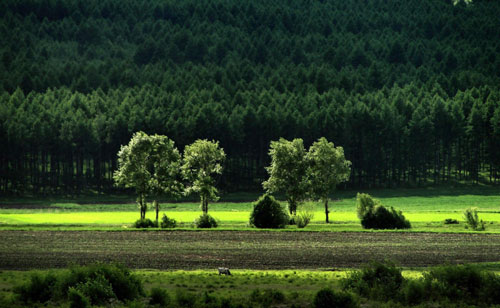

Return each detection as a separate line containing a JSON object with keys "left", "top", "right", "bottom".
{"left": 1, "top": 0, "right": 500, "bottom": 194}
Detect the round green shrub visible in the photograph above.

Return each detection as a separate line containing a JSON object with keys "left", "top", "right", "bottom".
{"left": 195, "top": 213, "right": 218, "bottom": 228}
{"left": 75, "top": 274, "right": 116, "bottom": 305}
{"left": 249, "top": 194, "right": 289, "bottom": 228}
{"left": 160, "top": 214, "right": 177, "bottom": 228}
{"left": 314, "top": 288, "right": 357, "bottom": 308}
{"left": 343, "top": 261, "right": 404, "bottom": 301}
{"left": 133, "top": 218, "right": 156, "bottom": 228}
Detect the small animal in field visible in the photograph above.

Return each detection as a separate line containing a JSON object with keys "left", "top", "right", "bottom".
{"left": 218, "top": 267, "right": 231, "bottom": 275}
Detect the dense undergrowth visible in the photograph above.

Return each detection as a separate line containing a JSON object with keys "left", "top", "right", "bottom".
{"left": 4, "top": 262, "right": 500, "bottom": 307}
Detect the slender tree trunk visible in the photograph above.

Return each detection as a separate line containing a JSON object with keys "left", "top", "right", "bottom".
{"left": 288, "top": 198, "right": 297, "bottom": 216}
{"left": 324, "top": 198, "right": 330, "bottom": 223}
{"left": 154, "top": 199, "right": 159, "bottom": 223}
{"left": 139, "top": 194, "right": 146, "bottom": 220}
{"left": 201, "top": 195, "right": 208, "bottom": 214}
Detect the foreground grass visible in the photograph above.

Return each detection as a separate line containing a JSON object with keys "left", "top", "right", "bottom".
{"left": 2, "top": 263, "right": 500, "bottom": 307}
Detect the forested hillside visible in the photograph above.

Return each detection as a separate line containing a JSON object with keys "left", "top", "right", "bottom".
{"left": 1, "top": 0, "right": 500, "bottom": 194}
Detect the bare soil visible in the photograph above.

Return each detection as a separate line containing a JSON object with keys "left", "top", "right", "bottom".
{"left": 1, "top": 231, "right": 500, "bottom": 270}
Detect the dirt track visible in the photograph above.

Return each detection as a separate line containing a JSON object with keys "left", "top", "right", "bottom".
{"left": 1, "top": 231, "right": 499, "bottom": 270}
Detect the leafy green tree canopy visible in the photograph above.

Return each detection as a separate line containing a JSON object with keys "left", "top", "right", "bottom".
{"left": 113, "top": 131, "right": 182, "bottom": 220}
{"left": 306, "top": 137, "right": 351, "bottom": 223}
{"left": 263, "top": 138, "right": 308, "bottom": 215}
{"left": 181, "top": 139, "right": 226, "bottom": 214}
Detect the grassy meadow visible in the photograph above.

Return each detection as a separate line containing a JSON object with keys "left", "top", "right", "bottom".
{"left": 0, "top": 186, "right": 499, "bottom": 232}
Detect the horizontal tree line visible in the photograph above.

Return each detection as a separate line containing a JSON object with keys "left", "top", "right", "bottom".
{"left": 0, "top": 0, "right": 499, "bottom": 95}
{"left": 1, "top": 84, "right": 499, "bottom": 194}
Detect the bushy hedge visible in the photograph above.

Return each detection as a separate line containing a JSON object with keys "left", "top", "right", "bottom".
{"left": 15, "top": 263, "right": 144, "bottom": 306}
{"left": 343, "top": 262, "right": 500, "bottom": 306}
{"left": 133, "top": 218, "right": 156, "bottom": 228}
{"left": 356, "top": 193, "right": 410, "bottom": 229}
{"left": 249, "top": 194, "right": 289, "bottom": 229}
{"left": 195, "top": 213, "right": 218, "bottom": 228}
{"left": 342, "top": 261, "right": 404, "bottom": 301}
{"left": 160, "top": 214, "right": 177, "bottom": 228}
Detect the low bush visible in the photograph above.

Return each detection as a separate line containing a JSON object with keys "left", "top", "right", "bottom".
{"left": 62, "top": 263, "right": 144, "bottom": 302}
{"left": 314, "top": 288, "right": 357, "bottom": 308}
{"left": 342, "top": 261, "right": 404, "bottom": 301}
{"left": 15, "top": 263, "right": 143, "bottom": 306}
{"left": 401, "top": 279, "right": 425, "bottom": 305}
{"left": 150, "top": 287, "right": 170, "bottom": 307}
{"left": 342, "top": 262, "right": 500, "bottom": 306}
{"left": 75, "top": 274, "right": 116, "bottom": 305}
{"left": 14, "top": 272, "right": 58, "bottom": 303}
{"left": 356, "top": 193, "right": 379, "bottom": 219}
{"left": 195, "top": 213, "right": 218, "bottom": 228}
{"left": 160, "top": 214, "right": 177, "bottom": 228}
{"left": 357, "top": 193, "right": 410, "bottom": 229}
{"left": 422, "top": 264, "right": 500, "bottom": 305}
{"left": 463, "top": 207, "right": 485, "bottom": 230}
{"left": 296, "top": 203, "right": 315, "bottom": 228}
{"left": 68, "top": 287, "right": 90, "bottom": 308}
{"left": 444, "top": 218, "right": 459, "bottom": 224}
{"left": 133, "top": 218, "right": 156, "bottom": 228}
{"left": 249, "top": 194, "right": 289, "bottom": 228}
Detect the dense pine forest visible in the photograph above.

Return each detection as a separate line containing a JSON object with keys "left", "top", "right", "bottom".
{"left": 1, "top": 0, "right": 500, "bottom": 194}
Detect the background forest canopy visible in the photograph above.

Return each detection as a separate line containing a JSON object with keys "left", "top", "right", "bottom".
{"left": 1, "top": 0, "right": 500, "bottom": 194}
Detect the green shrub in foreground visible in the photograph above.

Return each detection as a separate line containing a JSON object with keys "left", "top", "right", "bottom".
{"left": 423, "top": 264, "right": 500, "bottom": 305}
{"left": 195, "top": 213, "right": 218, "bottom": 228}
{"left": 68, "top": 287, "right": 90, "bottom": 308}
{"left": 15, "top": 263, "right": 144, "bottom": 306}
{"left": 249, "top": 194, "right": 289, "bottom": 228}
{"left": 75, "top": 274, "right": 116, "bottom": 305}
{"left": 14, "top": 272, "right": 58, "bottom": 303}
{"left": 342, "top": 261, "right": 404, "bottom": 301}
{"left": 160, "top": 214, "right": 177, "bottom": 228}
{"left": 133, "top": 218, "right": 156, "bottom": 228}
{"left": 314, "top": 288, "right": 357, "bottom": 308}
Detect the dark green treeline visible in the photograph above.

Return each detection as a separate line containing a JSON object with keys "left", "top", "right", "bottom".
{"left": 3, "top": 85, "right": 500, "bottom": 193}
{"left": 1, "top": 0, "right": 500, "bottom": 193}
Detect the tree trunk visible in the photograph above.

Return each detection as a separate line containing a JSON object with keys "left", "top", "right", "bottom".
{"left": 288, "top": 198, "right": 296, "bottom": 216}
{"left": 139, "top": 194, "right": 146, "bottom": 220}
{"left": 324, "top": 198, "right": 330, "bottom": 223}
{"left": 201, "top": 195, "right": 208, "bottom": 214}
{"left": 154, "top": 200, "right": 159, "bottom": 223}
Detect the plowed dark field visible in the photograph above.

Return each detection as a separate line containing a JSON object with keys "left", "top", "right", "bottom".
{"left": 1, "top": 231, "right": 500, "bottom": 270}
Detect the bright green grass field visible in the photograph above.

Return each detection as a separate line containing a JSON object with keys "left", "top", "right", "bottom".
{"left": 0, "top": 187, "right": 499, "bottom": 231}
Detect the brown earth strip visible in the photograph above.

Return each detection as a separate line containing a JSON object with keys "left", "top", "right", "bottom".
{"left": 0, "top": 231, "right": 499, "bottom": 270}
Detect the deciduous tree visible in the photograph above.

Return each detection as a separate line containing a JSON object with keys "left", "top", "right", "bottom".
{"left": 306, "top": 137, "right": 351, "bottom": 223}
{"left": 263, "top": 138, "right": 308, "bottom": 216}
{"left": 113, "top": 132, "right": 182, "bottom": 221}
{"left": 181, "top": 139, "right": 225, "bottom": 214}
